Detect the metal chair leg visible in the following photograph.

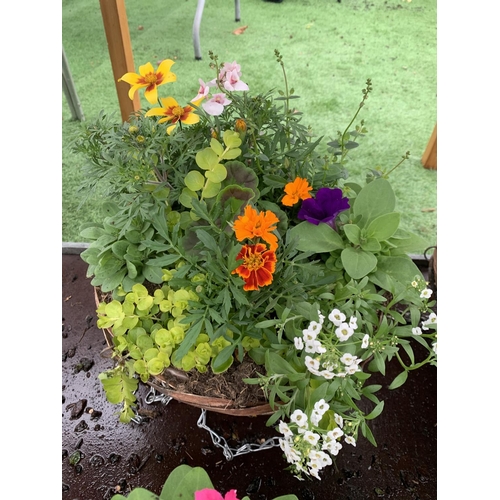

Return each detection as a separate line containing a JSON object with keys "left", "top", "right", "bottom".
{"left": 193, "top": 0, "right": 242, "bottom": 60}
{"left": 193, "top": 0, "right": 205, "bottom": 60}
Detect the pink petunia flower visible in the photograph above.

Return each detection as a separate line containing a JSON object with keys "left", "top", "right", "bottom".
{"left": 195, "top": 488, "right": 239, "bottom": 500}
{"left": 202, "top": 93, "right": 232, "bottom": 116}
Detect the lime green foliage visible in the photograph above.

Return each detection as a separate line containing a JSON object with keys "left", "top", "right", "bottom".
{"left": 111, "top": 464, "right": 298, "bottom": 500}
{"left": 96, "top": 281, "right": 236, "bottom": 422}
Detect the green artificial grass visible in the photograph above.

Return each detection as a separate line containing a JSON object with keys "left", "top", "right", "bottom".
{"left": 62, "top": 0, "right": 437, "bottom": 247}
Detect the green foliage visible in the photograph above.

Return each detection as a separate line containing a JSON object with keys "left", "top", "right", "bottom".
{"left": 110, "top": 464, "right": 298, "bottom": 500}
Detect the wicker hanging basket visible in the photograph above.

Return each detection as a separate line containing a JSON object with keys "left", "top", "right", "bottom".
{"left": 94, "top": 287, "right": 273, "bottom": 417}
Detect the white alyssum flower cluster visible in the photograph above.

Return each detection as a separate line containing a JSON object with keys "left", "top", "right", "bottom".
{"left": 294, "top": 309, "right": 369, "bottom": 379}
{"left": 411, "top": 312, "right": 437, "bottom": 336}
{"left": 278, "top": 400, "right": 356, "bottom": 480}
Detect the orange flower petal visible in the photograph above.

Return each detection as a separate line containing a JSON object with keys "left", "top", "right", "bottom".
{"left": 282, "top": 177, "right": 313, "bottom": 206}
{"left": 231, "top": 244, "right": 277, "bottom": 291}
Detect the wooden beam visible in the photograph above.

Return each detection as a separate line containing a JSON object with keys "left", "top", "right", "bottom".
{"left": 421, "top": 124, "right": 437, "bottom": 170}
{"left": 99, "top": 0, "right": 140, "bottom": 122}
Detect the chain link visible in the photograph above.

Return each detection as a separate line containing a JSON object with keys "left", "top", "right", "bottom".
{"left": 131, "top": 386, "right": 173, "bottom": 424}
{"left": 197, "top": 408, "right": 281, "bottom": 461}
{"left": 131, "top": 387, "right": 281, "bottom": 459}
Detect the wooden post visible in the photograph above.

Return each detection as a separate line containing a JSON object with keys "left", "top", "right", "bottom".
{"left": 99, "top": 0, "right": 140, "bottom": 122}
{"left": 421, "top": 124, "right": 437, "bottom": 170}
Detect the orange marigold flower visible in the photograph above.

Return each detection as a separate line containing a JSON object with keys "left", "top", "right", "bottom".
{"left": 232, "top": 243, "right": 277, "bottom": 291}
{"left": 233, "top": 205, "right": 279, "bottom": 251}
{"left": 282, "top": 177, "right": 313, "bottom": 207}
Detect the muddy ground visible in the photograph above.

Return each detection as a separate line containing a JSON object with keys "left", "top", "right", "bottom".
{"left": 62, "top": 252, "right": 437, "bottom": 499}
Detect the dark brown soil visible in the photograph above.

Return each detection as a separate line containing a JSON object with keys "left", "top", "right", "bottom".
{"left": 62, "top": 252, "right": 437, "bottom": 500}
{"left": 159, "top": 360, "right": 268, "bottom": 407}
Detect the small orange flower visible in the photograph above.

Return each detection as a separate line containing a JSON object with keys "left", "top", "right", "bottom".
{"left": 282, "top": 177, "right": 313, "bottom": 207}
{"left": 232, "top": 243, "right": 277, "bottom": 291}
{"left": 233, "top": 205, "right": 279, "bottom": 251}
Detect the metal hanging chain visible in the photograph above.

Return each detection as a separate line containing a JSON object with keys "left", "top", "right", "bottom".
{"left": 196, "top": 408, "right": 281, "bottom": 461}
{"left": 131, "top": 386, "right": 173, "bottom": 424}
{"left": 131, "top": 386, "right": 281, "bottom": 460}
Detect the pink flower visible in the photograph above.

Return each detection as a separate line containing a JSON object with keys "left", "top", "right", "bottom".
{"left": 221, "top": 61, "right": 242, "bottom": 75}
{"left": 193, "top": 78, "right": 212, "bottom": 101}
{"left": 195, "top": 488, "right": 239, "bottom": 500}
{"left": 202, "top": 93, "right": 232, "bottom": 116}
{"left": 216, "top": 61, "right": 249, "bottom": 92}
{"left": 222, "top": 69, "right": 249, "bottom": 91}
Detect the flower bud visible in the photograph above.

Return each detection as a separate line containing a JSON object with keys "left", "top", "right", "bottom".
{"left": 235, "top": 118, "right": 247, "bottom": 133}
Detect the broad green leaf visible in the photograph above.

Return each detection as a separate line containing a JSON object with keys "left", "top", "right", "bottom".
{"left": 179, "top": 187, "right": 197, "bottom": 208}
{"left": 210, "top": 137, "right": 224, "bottom": 156}
{"left": 211, "top": 345, "right": 236, "bottom": 373}
{"left": 160, "top": 465, "right": 198, "bottom": 499}
{"left": 113, "top": 488, "right": 157, "bottom": 500}
{"left": 343, "top": 224, "right": 361, "bottom": 245}
{"left": 202, "top": 179, "right": 221, "bottom": 198}
{"left": 341, "top": 247, "right": 377, "bottom": 279}
{"left": 223, "top": 161, "right": 258, "bottom": 192}
{"left": 100, "top": 268, "right": 127, "bottom": 292}
{"left": 289, "top": 221, "right": 344, "bottom": 252}
{"left": 266, "top": 351, "right": 297, "bottom": 375}
{"left": 387, "top": 229, "right": 429, "bottom": 255}
{"left": 366, "top": 212, "right": 401, "bottom": 241}
{"left": 80, "top": 225, "right": 106, "bottom": 240}
{"left": 111, "top": 240, "right": 129, "bottom": 258}
{"left": 161, "top": 466, "right": 214, "bottom": 499}
{"left": 125, "top": 230, "right": 143, "bottom": 244}
{"left": 147, "top": 357, "right": 164, "bottom": 375}
{"left": 142, "top": 265, "right": 164, "bottom": 284}
{"left": 184, "top": 170, "right": 205, "bottom": 191}
{"left": 204, "top": 163, "right": 227, "bottom": 183}
{"left": 221, "top": 148, "right": 242, "bottom": 160}
{"left": 360, "top": 237, "right": 381, "bottom": 252}
{"left": 374, "top": 255, "right": 423, "bottom": 285}
{"left": 133, "top": 359, "right": 147, "bottom": 375}
{"left": 98, "top": 252, "right": 124, "bottom": 277}
{"left": 126, "top": 260, "right": 137, "bottom": 279}
{"left": 222, "top": 129, "right": 242, "bottom": 148}
{"left": 196, "top": 148, "right": 219, "bottom": 171}
{"left": 353, "top": 178, "right": 395, "bottom": 226}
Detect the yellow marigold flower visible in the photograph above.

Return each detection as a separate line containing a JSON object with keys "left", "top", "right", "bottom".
{"left": 145, "top": 97, "right": 203, "bottom": 135}
{"left": 232, "top": 243, "right": 277, "bottom": 291}
{"left": 282, "top": 177, "right": 313, "bottom": 206}
{"left": 118, "top": 60, "right": 176, "bottom": 105}
{"left": 233, "top": 205, "right": 279, "bottom": 251}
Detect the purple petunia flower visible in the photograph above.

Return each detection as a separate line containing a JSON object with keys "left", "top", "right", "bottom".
{"left": 297, "top": 187, "right": 350, "bottom": 229}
